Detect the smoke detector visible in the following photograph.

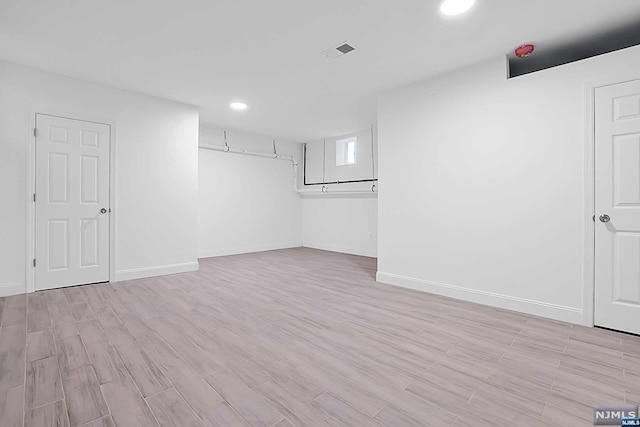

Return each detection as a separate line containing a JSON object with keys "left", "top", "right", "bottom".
{"left": 322, "top": 42, "right": 356, "bottom": 59}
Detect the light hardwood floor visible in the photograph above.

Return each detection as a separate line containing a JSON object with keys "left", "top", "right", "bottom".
{"left": 1, "top": 247, "right": 639, "bottom": 426}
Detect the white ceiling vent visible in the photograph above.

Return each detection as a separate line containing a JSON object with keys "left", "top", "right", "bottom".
{"left": 322, "top": 42, "right": 356, "bottom": 59}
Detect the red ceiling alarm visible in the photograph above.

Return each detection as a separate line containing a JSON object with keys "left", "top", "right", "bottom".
{"left": 515, "top": 44, "right": 535, "bottom": 58}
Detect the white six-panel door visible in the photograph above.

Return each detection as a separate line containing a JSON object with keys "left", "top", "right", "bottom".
{"left": 595, "top": 79, "right": 640, "bottom": 335}
{"left": 35, "top": 114, "right": 110, "bottom": 290}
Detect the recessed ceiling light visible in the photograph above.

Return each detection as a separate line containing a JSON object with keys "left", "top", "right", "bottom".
{"left": 230, "top": 102, "right": 248, "bottom": 110}
{"left": 440, "top": 0, "right": 475, "bottom": 16}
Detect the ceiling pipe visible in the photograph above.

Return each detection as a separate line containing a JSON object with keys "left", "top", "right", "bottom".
{"left": 298, "top": 188, "right": 378, "bottom": 196}
{"left": 199, "top": 143, "right": 298, "bottom": 192}
{"left": 198, "top": 142, "right": 377, "bottom": 196}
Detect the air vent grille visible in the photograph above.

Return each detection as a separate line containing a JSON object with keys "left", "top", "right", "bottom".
{"left": 323, "top": 42, "right": 356, "bottom": 59}
{"left": 336, "top": 43, "right": 355, "bottom": 54}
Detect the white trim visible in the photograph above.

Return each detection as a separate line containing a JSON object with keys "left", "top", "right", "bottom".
{"left": 108, "top": 122, "right": 118, "bottom": 285}
{"left": 27, "top": 108, "right": 117, "bottom": 293}
{"left": 583, "top": 80, "right": 596, "bottom": 327}
{"left": 583, "top": 73, "right": 640, "bottom": 327}
{"left": 199, "top": 242, "right": 302, "bottom": 259}
{"left": 303, "top": 243, "right": 376, "bottom": 258}
{"left": 26, "top": 110, "right": 36, "bottom": 293}
{"left": 0, "top": 283, "right": 25, "bottom": 298}
{"left": 377, "top": 272, "right": 584, "bottom": 324}
{"left": 114, "top": 261, "right": 199, "bottom": 282}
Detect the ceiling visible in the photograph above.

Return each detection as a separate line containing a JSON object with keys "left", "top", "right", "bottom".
{"left": 1, "top": 0, "right": 640, "bottom": 141}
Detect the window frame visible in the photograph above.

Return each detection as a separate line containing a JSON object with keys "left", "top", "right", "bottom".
{"left": 336, "top": 136, "right": 357, "bottom": 166}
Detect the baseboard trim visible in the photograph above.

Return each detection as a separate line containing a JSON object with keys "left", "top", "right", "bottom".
{"left": 114, "top": 261, "right": 199, "bottom": 282}
{"left": 376, "top": 271, "right": 584, "bottom": 325}
{"left": 0, "top": 282, "right": 24, "bottom": 298}
{"left": 302, "top": 242, "right": 377, "bottom": 258}
{"left": 198, "top": 242, "right": 302, "bottom": 259}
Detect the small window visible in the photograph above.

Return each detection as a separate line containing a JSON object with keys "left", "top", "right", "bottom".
{"left": 336, "top": 137, "right": 357, "bottom": 166}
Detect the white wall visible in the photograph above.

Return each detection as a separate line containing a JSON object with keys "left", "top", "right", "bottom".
{"left": 377, "top": 45, "right": 640, "bottom": 325}
{"left": 0, "top": 60, "right": 199, "bottom": 297}
{"left": 302, "top": 194, "right": 377, "bottom": 257}
{"left": 198, "top": 126, "right": 302, "bottom": 257}
{"left": 302, "top": 129, "right": 378, "bottom": 257}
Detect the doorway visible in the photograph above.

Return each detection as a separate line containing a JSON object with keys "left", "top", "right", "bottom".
{"left": 594, "top": 79, "right": 640, "bottom": 335}
{"left": 34, "top": 114, "right": 111, "bottom": 290}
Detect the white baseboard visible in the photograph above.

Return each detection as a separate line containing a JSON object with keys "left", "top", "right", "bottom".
{"left": 198, "top": 242, "right": 302, "bottom": 259}
{"left": 0, "top": 282, "right": 24, "bottom": 298}
{"left": 114, "top": 261, "right": 199, "bottom": 282}
{"left": 303, "top": 242, "right": 377, "bottom": 258}
{"left": 376, "top": 271, "right": 584, "bottom": 325}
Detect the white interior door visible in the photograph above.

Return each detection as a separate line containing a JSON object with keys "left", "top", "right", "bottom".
{"left": 35, "top": 114, "right": 110, "bottom": 291}
{"left": 595, "top": 79, "right": 640, "bottom": 335}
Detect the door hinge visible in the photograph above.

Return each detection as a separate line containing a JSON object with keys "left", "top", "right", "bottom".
{"left": 33, "top": 259, "right": 36, "bottom": 268}
{"left": 33, "top": 128, "right": 37, "bottom": 137}
{"left": 33, "top": 193, "right": 36, "bottom": 202}
{"left": 592, "top": 215, "right": 595, "bottom": 222}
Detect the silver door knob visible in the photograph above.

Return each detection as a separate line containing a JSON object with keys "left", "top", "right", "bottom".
{"left": 599, "top": 214, "right": 610, "bottom": 223}
{"left": 100, "top": 208, "right": 107, "bottom": 214}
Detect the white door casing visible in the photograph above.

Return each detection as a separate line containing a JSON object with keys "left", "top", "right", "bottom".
{"left": 35, "top": 114, "right": 110, "bottom": 290}
{"left": 594, "top": 79, "right": 640, "bottom": 335}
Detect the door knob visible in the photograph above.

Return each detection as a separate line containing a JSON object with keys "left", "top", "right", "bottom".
{"left": 599, "top": 214, "right": 610, "bottom": 223}
{"left": 100, "top": 208, "right": 108, "bottom": 214}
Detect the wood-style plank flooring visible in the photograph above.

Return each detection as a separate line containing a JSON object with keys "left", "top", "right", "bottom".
{"left": 1, "top": 247, "right": 639, "bottom": 426}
